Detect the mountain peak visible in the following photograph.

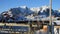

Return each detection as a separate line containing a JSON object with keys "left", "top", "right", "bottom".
{"left": 40, "top": 6, "right": 49, "bottom": 13}
{"left": 41, "top": 5, "right": 49, "bottom": 8}
{"left": 20, "top": 6, "right": 27, "bottom": 9}
{"left": 58, "top": 9, "right": 60, "bottom": 12}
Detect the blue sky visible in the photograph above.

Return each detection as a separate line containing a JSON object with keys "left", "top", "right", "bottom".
{"left": 0, "top": 0, "right": 60, "bottom": 13}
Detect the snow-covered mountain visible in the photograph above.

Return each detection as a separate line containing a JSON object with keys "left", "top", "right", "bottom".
{"left": 0, "top": 6, "right": 60, "bottom": 22}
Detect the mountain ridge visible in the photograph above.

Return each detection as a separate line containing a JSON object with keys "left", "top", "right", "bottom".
{"left": 0, "top": 6, "right": 60, "bottom": 22}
